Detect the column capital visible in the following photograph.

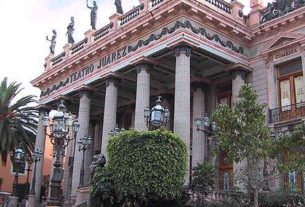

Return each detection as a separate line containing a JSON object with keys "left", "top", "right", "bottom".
{"left": 230, "top": 70, "right": 246, "bottom": 80}
{"left": 174, "top": 45, "right": 192, "bottom": 57}
{"left": 105, "top": 78, "right": 120, "bottom": 88}
{"left": 136, "top": 64, "right": 151, "bottom": 74}
{"left": 191, "top": 81, "right": 209, "bottom": 92}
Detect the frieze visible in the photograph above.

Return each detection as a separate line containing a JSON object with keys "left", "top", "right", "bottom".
{"left": 41, "top": 20, "right": 244, "bottom": 97}
{"left": 274, "top": 48, "right": 298, "bottom": 60}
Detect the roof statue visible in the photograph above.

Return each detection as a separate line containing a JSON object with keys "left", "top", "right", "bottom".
{"left": 261, "top": 0, "right": 305, "bottom": 23}
{"left": 46, "top": 30, "right": 57, "bottom": 55}
{"left": 66, "top": 16, "right": 75, "bottom": 44}
{"left": 87, "top": 0, "right": 98, "bottom": 30}
{"left": 114, "top": 0, "right": 123, "bottom": 14}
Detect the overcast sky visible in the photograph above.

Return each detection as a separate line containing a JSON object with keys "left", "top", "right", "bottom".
{"left": 0, "top": 0, "right": 268, "bottom": 100}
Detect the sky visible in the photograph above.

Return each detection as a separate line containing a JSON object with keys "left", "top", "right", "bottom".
{"left": 0, "top": 0, "right": 268, "bottom": 100}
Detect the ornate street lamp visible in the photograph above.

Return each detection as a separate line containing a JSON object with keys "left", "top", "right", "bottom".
{"left": 109, "top": 125, "right": 125, "bottom": 136}
{"left": 24, "top": 156, "right": 33, "bottom": 200}
{"left": 42, "top": 100, "right": 79, "bottom": 206}
{"left": 194, "top": 115, "right": 217, "bottom": 134}
{"left": 144, "top": 96, "right": 170, "bottom": 129}
{"left": 11, "top": 146, "right": 26, "bottom": 196}
{"left": 194, "top": 115, "right": 217, "bottom": 160}
{"left": 78, "top": 135, "right": 92, "bottom": 187}
{"left": 28, "top": 149, "right": 43, "bottom": 195}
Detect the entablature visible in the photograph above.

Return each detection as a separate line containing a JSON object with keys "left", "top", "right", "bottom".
{"left": 31, "top": 0, "right": 252, "bottom": 91}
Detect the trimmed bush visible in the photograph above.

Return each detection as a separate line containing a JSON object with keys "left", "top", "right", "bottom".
{"left": 259, "top": 191, "right": 305, "bottom": 207}
{"left": 107, "top": 129, "right": 188, "bottom": 204}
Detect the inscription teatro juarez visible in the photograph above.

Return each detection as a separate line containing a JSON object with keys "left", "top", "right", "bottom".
{"left": 41, "top": 45, "right": 128, "bottom": 97}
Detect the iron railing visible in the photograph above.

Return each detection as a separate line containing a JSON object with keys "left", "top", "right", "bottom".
{"left": 268, "top": 102, "right": 305, "bottom": 123}
{"left": 152, "top": 0, "right": 163, "bottom": 7}
{"left": 205, "top": 0, "right": 232, "bottom": 14}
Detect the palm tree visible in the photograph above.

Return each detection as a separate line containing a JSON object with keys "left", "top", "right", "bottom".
{"left": 0, "top": 77, "right": 38, "bottom": 165}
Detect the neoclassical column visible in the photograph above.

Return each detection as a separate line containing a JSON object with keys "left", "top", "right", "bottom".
{"left": 84, "top": 124, "right": 95, "bottom": 185}
{"left": 230, "top": 68, "right": 247, "bottom": 191}
{"left": 71, "top": 91, "right": 91, "bottom": 198}
{"left": 31, "top": 106, "right": 49, "bottom": 203}
{"left": 231, "top": 70, "right": 246, "bottom": 104}
{"left": 134, "top": 64, "right": 150, "bottom": 131}
{"left": 93, "top": 121, "right": 101, "bottom": 154}
{"left": 192, "top": 85, "right": 206, "bottom": 168}
{"left": 174, "top": 45, "right": 192, "bottom": 181}
{"left": 101, "top": 79, "right": 118, "bottom": 157}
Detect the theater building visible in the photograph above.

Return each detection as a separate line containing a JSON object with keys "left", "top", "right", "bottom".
{"left": 30, "top": 0, "right": 305, "bottom": 205}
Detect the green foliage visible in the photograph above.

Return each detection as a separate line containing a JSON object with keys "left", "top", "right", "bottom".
{"left": 107, "top": 129, "right": 188, "bottom": 205}
{"left": 189, "top": 162, "right": 215, "bottom": 203}
{"left": 259, "top": 191, "right": 305, "bottom": 207}
{"left": 0, "top": 77, "right": 38, "bottom": 165}
{"left": 212, "top": 85, "right": 270, "bottom": 163}
{"left": 90, "top": 166, "right": 119, "bottom": 207}
{"left": 270, "top": 123, "right": 305, "bottom": 172}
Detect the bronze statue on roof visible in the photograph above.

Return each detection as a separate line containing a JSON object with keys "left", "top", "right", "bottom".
{"left": 114, "top": 0, "right": 123, "bottom": 14}
{"left": 46, "top": 30, "right": 57, "bottom": 55}
{"left": 87, "top": 0, "right": 98, "bottom": 30}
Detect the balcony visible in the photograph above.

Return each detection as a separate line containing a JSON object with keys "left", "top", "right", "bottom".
{"left": 268, "top": 102, "right": 305, "bottom": 124}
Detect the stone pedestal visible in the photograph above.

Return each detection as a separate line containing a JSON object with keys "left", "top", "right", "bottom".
{"left": 71, "top": 91, "right": 91, "bottom": 199}
{"left": 134, "top": 64, "right": 150, "bottom": 131}
{"left": 84, "top": 29, "right": 95, "bottom": 46}
{"left": 109, "top": 13, "right": 122, "bottom": 31}
{"left": 173, "top": 46, "right": 192, "bottom": 182}
{"left": 8, "top": 196, "right": 18, "bottom": 207}
{"left": 101, "top": 79, "right": 118, "bottom": 157}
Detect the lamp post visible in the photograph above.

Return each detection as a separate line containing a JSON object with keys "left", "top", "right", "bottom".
{"left": 77, "top": 135, "right": 92, "bottom": 187}
{"left": 108, "top": 125, "right": 125, "bottom": 136}
{"left": 24, "top": 156, "right": 33, "bottom": 200}
{"left": 194, "top": 115, "right": 217, "bottom": 160}
{"left": 28, "top": 149, "right": 43, "bottom": 195}
{"left": 11, "top": 146, "right": 26, "bottom": 197}
{"left": 144, "top": 96, "right": 170, "bottom": 130}
{"left": 43, "top": 100, "right": 79, "bottom": 206}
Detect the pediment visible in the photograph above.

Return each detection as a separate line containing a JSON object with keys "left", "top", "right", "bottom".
{"left": 261, "top": 32, "right": 305, "bottom": 54}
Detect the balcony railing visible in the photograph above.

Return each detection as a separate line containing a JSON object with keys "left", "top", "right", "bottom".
{"left": 52, "top": 52, "right": 66, "bottom": 66}
{"left": 268, "top": 102, "right": 305, "bottom": 124}
{"left": 205, "top": 0, "right": 232, "bottom": 14}
{"left": 71, "top": 38, "right": 88, "bottom": 55}
{"left": 152, "top": 0, "right": 163, "bottom": 7}
{"left": 94, "top": 23, "right": 114, "bottom": 42}
{"left": 119, "top": 3, "right": 145, "bottom": 26}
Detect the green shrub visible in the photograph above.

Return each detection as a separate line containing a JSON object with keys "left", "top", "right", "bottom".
{"left": 107, "top": 129, "right": 188, "bottom": 205}
{"left": 90, "top": 166, "right": 119, "bottom": 207}
{"left": 259, "top": 191, "right": 305, "bottom": 207}
{"left": 189, "top": 162, "right": 215, "bottom": 203}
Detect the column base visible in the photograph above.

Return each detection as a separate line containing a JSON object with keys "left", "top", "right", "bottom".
{"left": 73, "top": 186, "right": 90, "bottom": 207}
{"left": 8, "top": 196, "right": 18, "bottom": 207}
{"left": 26, "top": 194, "right": 36, "bottom": 207}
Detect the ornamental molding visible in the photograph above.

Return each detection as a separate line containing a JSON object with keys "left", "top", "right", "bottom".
{"left": 40, "top": 20, "right": 244, "bottom": 98}
{"left": 260, "top": 32, "right": 305, "bottom": 55}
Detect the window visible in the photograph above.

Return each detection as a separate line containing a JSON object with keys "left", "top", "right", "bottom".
{"left": 217, "top": 83, "right": 232, "bottom": 107}
{"left": 278, "top": 59, "right": 304, "bottom": 109}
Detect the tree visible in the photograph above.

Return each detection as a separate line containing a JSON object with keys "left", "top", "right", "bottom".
{"left": 106, "top": 129, "right": 188, "bottom": 206}
{"left": 211, "top": 85, "right": 271, "bottom": 207}
{"left": 189, "top": 162, "right": 215, "bottom": 204}
{"left": 0, "top": 77, "right": 38, "bottom": 165}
